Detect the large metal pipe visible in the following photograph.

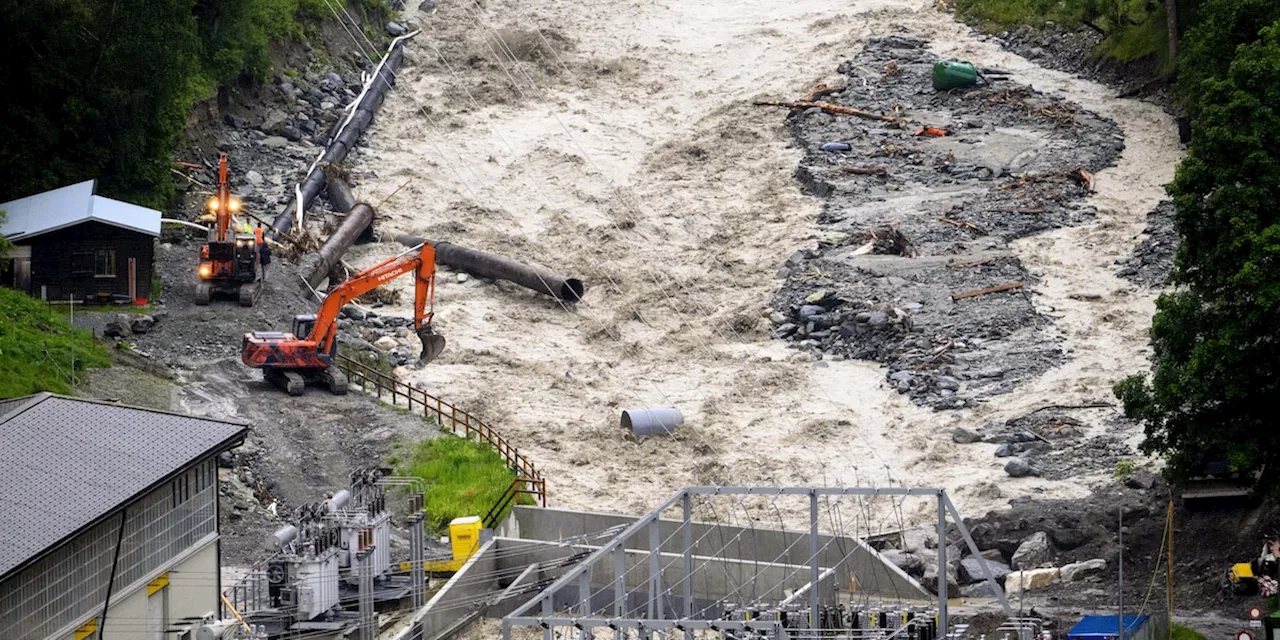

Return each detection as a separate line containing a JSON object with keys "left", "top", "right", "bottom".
{"left": 395, "top": 234, "right": 585, "bottom": 302}
{"left": 269, "top": 35, "right": 411, "bottom": 238}
{"left": 305, "top": 202, "right": 375, "bottom": 288}
{"left": 621, "top": 407, "right": 684, "bottom": 437}
{"left": 326, "top": 171, "right": 376, "bottom": 244}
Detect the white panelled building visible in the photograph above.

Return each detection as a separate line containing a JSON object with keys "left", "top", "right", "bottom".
{"left": 0, "top": 393, "right": 247, "bottom": 639}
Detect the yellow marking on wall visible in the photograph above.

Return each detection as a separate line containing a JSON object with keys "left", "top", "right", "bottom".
{"left": 148, "top": 572, "right": 170, "bottom": 595}
{"left": 74, "top": 619, "right": 97, "bottom": 640}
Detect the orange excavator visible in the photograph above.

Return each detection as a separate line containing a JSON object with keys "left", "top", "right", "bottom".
{"left": 196, "top": 153, "right": 261, "bottom": 306}
{"left": 241, "top": 243, "right": 447, "bottom": 395}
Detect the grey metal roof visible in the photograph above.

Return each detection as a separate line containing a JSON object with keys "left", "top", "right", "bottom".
{"left": 0, "top": 179, "right": 161, "bottom": 241}
{"left": 0, "top": 393, "right": 246, "bottom": 578}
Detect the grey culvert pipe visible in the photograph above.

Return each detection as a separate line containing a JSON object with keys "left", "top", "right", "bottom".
{"left": 395, "top": 234, "right": 585, "bottom": 302}
{"left": 621, "top": 408, "right": 684, "bottom": 437}
{"left": 268, "top": 37, "right": 410, "bottom": 238}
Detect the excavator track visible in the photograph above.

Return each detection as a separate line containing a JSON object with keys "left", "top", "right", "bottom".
{"left": 264, "top": 368, "right": 305, "bottom": 396}
{"left": 194, "top": 282, "right": 211, "bottom": 305}
{"left": 321, "top": 366, "right": 348, "bottom": 395}
{"left": 238, "top": 282, "right": 258, "bottom": 308}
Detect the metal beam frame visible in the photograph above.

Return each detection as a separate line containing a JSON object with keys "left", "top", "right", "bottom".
{"left": 502, "top": 485, "right": 1015, "bottom": 639}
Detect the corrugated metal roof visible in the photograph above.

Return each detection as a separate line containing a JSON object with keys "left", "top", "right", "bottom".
{"left": 0, "top": 393, "right": 246, "bottom": 578}
{"left": 0, "top": 180, "right": 161, "bottom": 241}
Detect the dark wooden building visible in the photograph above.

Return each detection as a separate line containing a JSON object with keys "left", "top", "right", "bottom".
{"left": 0, "top": 180, "right": 160, "bottom": 304}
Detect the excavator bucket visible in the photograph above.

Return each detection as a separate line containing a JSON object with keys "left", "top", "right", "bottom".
{"left": 417, "top": 325, "right": 446, "bottom": 364}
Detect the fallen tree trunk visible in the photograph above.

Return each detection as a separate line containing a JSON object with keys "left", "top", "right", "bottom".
{"left": 395, "top": 234, "right": 585, "bottom": 302}
{"left": 753, "top": 99, "right": 905, "bottom": 124}
{"left": 269, "top": 33, "right": 414, "bottom": 238}
{"left": 951, "top": 281, "right": 1025, "bottom": 300}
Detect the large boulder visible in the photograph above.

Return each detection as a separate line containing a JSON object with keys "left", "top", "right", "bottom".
{"left": 130, "top": 315, "right": 157, "bottom": 334}
{"left": 1011, "top": 531, "right": 1053, "bottom": 569}
{"left": 921, "top": 560, "right": 959, "bottom": 596}
{"left": 880, "top": 549, "right": 925, "bottom": 576}
{"left": 960, "top": 580, "right": 1004, "bottom": 598}
{"left": 103, "top": 314, "right": 133, "bottom": 338}
{"left": 1005, "top": 567, "right": 1059, "bottom": 594}
{"left": 901, "top": 527, "right": 937, "bottom": 553}
{"left": 1004, "top": 457, "right": 1037, "bottom": 477}
{"left": 960, "top": 556, "right": 1011, "bottom": 584}
{"left": 1060, "top": 558, "right": 1107, "bottom": 582}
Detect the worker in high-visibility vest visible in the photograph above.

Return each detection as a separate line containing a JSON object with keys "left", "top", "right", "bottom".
{"left": 255, "top": 223, "right": 271, "bottom": 280}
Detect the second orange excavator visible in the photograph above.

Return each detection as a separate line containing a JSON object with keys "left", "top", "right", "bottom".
{"left": 196, "top": 153, "right": 261, "bottom": 306}
{"left": 241, "top": 242, "right": 447, "bottom": 395}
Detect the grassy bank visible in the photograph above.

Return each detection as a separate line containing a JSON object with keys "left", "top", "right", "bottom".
{"left": 0, "top": 288, "right": 109, "bottom": 399}
{"left": 391, "top": 436, "right": 528, "bottom": 532}
{"left": 1171, "top": 624, "right": 1206, "bottom": 640}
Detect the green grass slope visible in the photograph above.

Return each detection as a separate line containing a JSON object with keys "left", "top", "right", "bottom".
{"left": 0, "top": 288, "right": 109, "bottom": 398}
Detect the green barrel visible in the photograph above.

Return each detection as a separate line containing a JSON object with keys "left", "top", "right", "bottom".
{"left": 932, "top": 60, "right": 979, "bottom": 90}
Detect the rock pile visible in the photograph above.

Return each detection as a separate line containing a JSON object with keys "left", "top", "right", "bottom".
{"left": 1116, "top": 200, "right": 1177, "bottom": 287}
{"left": 880, "top": 524, "right": 1107, "bottom": 599}
{"left": 946, "top": 408, "right": 1137, "bottom": 479}
{"left": 770, "top": 37, "right": 1122, "bottom": 409}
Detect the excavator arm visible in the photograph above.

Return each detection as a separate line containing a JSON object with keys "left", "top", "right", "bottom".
{"left": 307, "top": 243, "right": 440, "bottom": 358}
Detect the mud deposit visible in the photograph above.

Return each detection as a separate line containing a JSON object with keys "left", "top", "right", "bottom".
{"left": 771, "top": 37, "right": 1123, "bottom": 410}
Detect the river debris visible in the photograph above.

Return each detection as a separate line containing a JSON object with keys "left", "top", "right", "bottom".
{"left": 768, "top": 36, "right": 1123, "bottom": 410}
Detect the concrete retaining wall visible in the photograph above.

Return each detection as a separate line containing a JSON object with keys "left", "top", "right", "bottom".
{"left": 397, "top": 539, "right": 498, "bottom": 640}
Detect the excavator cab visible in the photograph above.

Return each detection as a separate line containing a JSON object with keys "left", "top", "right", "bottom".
{"left": 293, "top": 314, "right": 318, "bottom": 340}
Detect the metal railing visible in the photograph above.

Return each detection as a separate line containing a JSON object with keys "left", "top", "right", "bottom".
{"left": 483, "top": 476, "right": 547, "bottom": 528}
{"left": 334, "top": 354, "right": 547, "bottom": 507}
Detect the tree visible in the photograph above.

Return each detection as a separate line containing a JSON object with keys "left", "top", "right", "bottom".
{"left": 0, "top": 210, "right": 11, "bottom": 261}
{"left": 1116, "top": 22, "right": 1280, "bottom": 484}
{"left": 0, "top": 0, "right": 203, "bottom": 207}
{"left": 1174, "top": 0, "right": 1280, "bottom": 113}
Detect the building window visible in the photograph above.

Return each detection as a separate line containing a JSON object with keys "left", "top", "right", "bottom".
{"left": 94, "top": 249, "right": 116, "bottom": 278}
{"left": 71, "top": 251, "right": 94, "bottom": 276}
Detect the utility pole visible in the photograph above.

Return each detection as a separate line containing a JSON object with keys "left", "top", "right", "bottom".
{"left": 1119, "top": 507, "right": 1125, "bottom": 640}
{"left": 1166, "top": 0, "right": 1178, "bottom": 63}
{"left": 1167, "top": 501, "right": 1175, "bottom": 639}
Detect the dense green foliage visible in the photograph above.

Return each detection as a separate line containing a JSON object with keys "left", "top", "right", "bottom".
{"left": 391, "top": 436, "right": 526, "bottom": 532}
{"left": 0, "top": 289, "right": 109, "bottom": 398}
{"left": 1116, "top": 22, "right": 1280, "bottom": 484}
{"left": 0, "top": 0, "right": 355, "bottom": 207}
{"left": 0, "top": 0, "right": 203, "bottom": 207}
{"left": 954, "top": 0, "right": 1171, "bottom": 63}
{"left": 1174, "top": 0, "right": 1280, "bottom": 111}
{"left": 0, "top": 211, "right": 11, "bottom": 260}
